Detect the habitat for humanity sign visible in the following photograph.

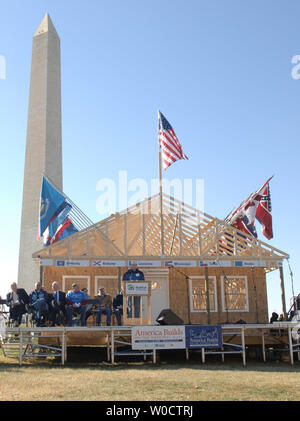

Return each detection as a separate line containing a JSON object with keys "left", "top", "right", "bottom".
{"left": 125, "top": 283, "right": 148, "bottom": 295}
{"left": 132, "top": 326, "right": 186, "bottom": 350}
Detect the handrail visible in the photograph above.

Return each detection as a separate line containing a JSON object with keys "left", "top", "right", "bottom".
{"left": 287, "top": 294, "right": 300, "bottom": 318}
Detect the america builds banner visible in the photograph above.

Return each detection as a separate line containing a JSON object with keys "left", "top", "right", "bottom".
{"left": 132, "top": 325, "right": 223, "bottom": 350}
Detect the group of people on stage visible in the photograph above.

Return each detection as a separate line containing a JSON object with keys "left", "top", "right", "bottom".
{"left": 3, "top": 262, "right": 145, "bottom": 328}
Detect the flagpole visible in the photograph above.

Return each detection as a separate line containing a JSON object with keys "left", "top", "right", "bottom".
{"left": 158, "top": 110, "right": 165, "bottom": 256}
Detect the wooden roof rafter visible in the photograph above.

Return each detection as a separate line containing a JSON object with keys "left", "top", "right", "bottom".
{"left": 33, "top": 193, "right": 289, "bottom": 261}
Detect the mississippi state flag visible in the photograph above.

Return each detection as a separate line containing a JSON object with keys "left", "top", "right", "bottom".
{"left": 256, "top": 183, "right": 273, "bottom": 240}
{"left": 225, "top": 176, "right": 273, "bottom": 240}
{"left": 158, "top": 110, "right": 188, "bottom": 171}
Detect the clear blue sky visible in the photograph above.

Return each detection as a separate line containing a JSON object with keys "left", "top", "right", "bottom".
{"left": 0, "top": 0, "right": 299, "bottom": 316}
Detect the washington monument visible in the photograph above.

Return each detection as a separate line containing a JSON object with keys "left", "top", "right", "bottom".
{"left": 18, "top": 13, "right": 63, "bottom": 290}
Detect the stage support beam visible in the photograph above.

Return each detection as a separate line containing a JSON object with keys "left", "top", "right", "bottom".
{"left": 279, "top": 266, "right": 287, "bottom": 319}
{"left": 205, "top": 266, "right": 211, "bottom": 325}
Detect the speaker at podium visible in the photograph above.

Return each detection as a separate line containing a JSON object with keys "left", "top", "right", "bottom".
{"left": 156, "top": 309, "right": 184, "bottom": 325}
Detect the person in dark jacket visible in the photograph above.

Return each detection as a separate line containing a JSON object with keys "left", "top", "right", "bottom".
{"left": 29, "top": 282, "right": 50, "bottom": 327}
{"left": 6, "top": 282, "right": 29, "bottom": 326}
{"left": 49, "top": 282, "right": 66, "bottom": 326}
{"left": 270, "top": 312, "right": 279, "bottom": 323}
{"left": 122, "top": 262, "right": 144, "bottom": 318}
{"left": 113, "top": 290, "right": 123, "bottom": 325}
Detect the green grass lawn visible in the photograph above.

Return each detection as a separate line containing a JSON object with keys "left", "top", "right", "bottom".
{"left": 1, "top": 350, "right": 300, "bottom": 401}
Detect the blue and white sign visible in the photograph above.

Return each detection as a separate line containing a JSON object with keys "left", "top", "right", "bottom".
{"left": 92, "top": 260, "right": 126, "bottom": 267}
{"left": 129, "top": 260, "right": 162, "bottom": 267}
{"left": 185, "top": 325, "right": 222, "bottom": 349}
{"left": 200, "top": 260, "right": 232, "bottom": 267}
{"left": 40, "top": 258, "right": 54, "bottom": 266}
{"left": 234, "top": 260, "right": 266, "bottom": 267}
{"left": 164, "top": 260, "right": 197, "bottom": 267}
{"left": 125, "top": 282, "right": 149, "bottom": 295}
{"left": 56, "top": 260, "right": 89, "bottom": 267}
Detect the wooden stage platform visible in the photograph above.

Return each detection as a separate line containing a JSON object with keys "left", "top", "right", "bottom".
{"left": 1, "top": 323, "right": 299, "bottom": 367}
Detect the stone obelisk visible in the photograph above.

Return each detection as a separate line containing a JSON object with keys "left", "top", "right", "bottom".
{"left": 18, "top": 13, "right": 63, "bottom": 290}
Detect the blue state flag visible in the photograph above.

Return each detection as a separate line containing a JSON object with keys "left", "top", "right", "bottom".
{"left": 39, "top": 176, "right": 66, "bottom": 237}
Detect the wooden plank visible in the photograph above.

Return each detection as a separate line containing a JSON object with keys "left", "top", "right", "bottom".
{"left": 142, "top": 212, "right": 146, "bottom": 256}
{"left": 279, "top": 266, "right": 287, "bottom": 319}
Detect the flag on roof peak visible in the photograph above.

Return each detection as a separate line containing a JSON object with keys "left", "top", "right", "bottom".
{"left": 158, "top": 110, "right": 188, "bottom": 171}
{"left": 39, "top": 176, "right": 66, "bottom": 238}
{"left": 225, "top": 176, "right": 274, "bottom": 240}
{"left": 39, "top": 176, "right": 79, "bottom": 246}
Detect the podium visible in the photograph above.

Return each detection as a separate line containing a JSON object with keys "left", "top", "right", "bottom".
{"left": 122, "top": 280, "right": 151, "bottom": 325}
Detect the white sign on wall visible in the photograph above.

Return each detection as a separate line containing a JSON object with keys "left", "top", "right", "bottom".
{"left": 56, "top": 260, "right": 90, "bottom": 267}
{"left": 234, "top": 260, "right": 266, "bottom": 267}
{"left": 200, "top": 260, "right": 232, "bottom": 267}
{"left": 164, "top": 260, "right": 197, "bottom": 267}
{"left": 129, "top": 260, "right": 162, "bottom": 267}
{"left": 92, "top": 260, "right": 126, "bottom": 267}
{"left": 132, "top": 325, "right": 186, "bottom": 350}
{"left": 40, "top": 259, "right": 54, "bottom": 266}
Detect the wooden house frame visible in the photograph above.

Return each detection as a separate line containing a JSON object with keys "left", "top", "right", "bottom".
{"left": 32, "top": 193, "right": 289, "bottom": 325}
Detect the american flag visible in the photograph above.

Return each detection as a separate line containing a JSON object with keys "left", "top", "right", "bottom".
{"left": 158, "top": 110, "right": 188, "bottom": 171}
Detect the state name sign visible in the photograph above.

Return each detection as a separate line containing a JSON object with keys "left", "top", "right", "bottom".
{"left": 164, "top": 260, "right": 197, "bottom": 267}
{"left": 40, "top": 258, "right": 54, "bottom": 266}
{"left": 200, "top": 260, "right": 232, "bottom": 267}
{"left": 125, "top": 282, "right": 148, "bottom": 295}
{"left": 132, "top": 326, "right": 186, "bottom": 350}
{"left": 234, "top": 260, "right": 266, "bottom": 267}
{"left": 56, "top": 260, "right": 89, "bottom": 267}
{"left": 92, "top": 260, "right": 126, "bottom": 267}
{"left": 128, "top": 260, "right": 162, "bottom": 267}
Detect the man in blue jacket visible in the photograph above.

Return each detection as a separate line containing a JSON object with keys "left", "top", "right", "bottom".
{"left": 66, "top": 283, "right": 87, "bottom": 326}
{"left": 29, "top": 282, "right": 50, "bottom": 327}
{"left": 122, "top": 262, "right": 144, "bottom": 318}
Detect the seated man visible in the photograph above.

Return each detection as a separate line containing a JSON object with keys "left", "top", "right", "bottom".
{"left": 270, "top": 312, "right": 279, "bottom": 323}
{"left": 113, "top": 290, "right": 123, "bottom": 326}
{"left": 96, "top": 286, "right": 112, "bottom": 326}
{"left": 29, "top": 282, "right": 50, "bottom": 327}
{"left": 123, "top": 262, "right": 144, "bottom": 318}
{"left": 6, "top": 282, "right": 29, "bottom": 327}
{"left": 66, "top": 283, "right": 87, "bottom": 327}
{"left": 49, "top": 282, "right": 66, "bottom": 327}
{"left": 82, "top": 288, "right": 93, "bottom": 324}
